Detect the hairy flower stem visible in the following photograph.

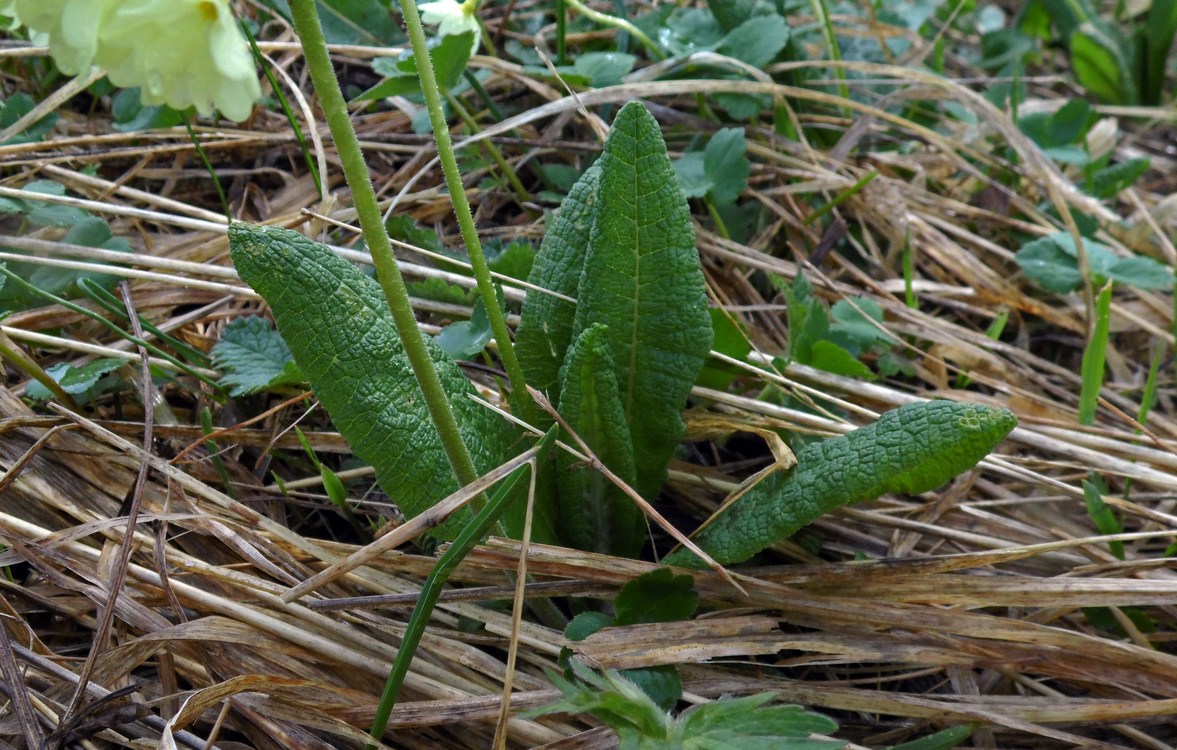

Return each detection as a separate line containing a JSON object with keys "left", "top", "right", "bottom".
{"left": 287, "top": 0, "right": 483, "bottom": 494}
{"left": 400, "top": 0, "right": 540, "bottom": 424}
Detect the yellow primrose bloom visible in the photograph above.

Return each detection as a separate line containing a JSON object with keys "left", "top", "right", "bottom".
{"left": 417, "top": 0, "right": 481, "bottom": 56}
{"left": 15, "top": 0, "right": 261, "bottom": 121}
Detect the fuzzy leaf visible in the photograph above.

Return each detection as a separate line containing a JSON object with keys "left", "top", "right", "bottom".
{"left": 227, "top": 223, "right": 549, "bottom": 542}
{"left": 573, "top": 102, "right": 713, "bottom": 500}
{"left": 555, "top": 323, "right": 644, "bottom": 556}
{"left": 516, "top": 163, "right": 602, "bottom": 402}
{"left": 665, "top": 401, "right": 1017, "bottom": 567}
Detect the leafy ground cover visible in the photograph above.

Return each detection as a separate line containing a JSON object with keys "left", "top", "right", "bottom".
{"left": 2, "top": 0, "right": 1177, "bottom": 747}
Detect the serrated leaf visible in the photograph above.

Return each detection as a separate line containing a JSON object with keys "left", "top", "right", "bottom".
{"left": 556, "top": 323, "right": 644, "bottom": 556}
{"left": 573, "top": 102, "right": 713, "bottom": 501}
{"left": 707, "top": 0, "right": 756, "bottom": 32}
{"left": 614, "top": 568, "right": 698, "bottom": 626}
{"left": 621, "top": 665, "right": 682, "bottom": 713}
{"left": 679, "top": 693, "right": 839, "bottom": 744}
{"left": 227, "top": 224, "right": 549, "bottom": 542}
{"left": 517, "top": 163, "right": 602, "bottom": 401}
{"left": 703, "top": 128, "right": 749, "bottom": 205}
{"left": 211, "top": 316, "right": 306, "bottom": 396}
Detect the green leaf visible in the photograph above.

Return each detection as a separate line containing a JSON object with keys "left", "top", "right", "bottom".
{"left": 485, "top": 238, "right": 535, "bottom": 281}
{"left": 0, "top": 93, "right": 57, "bottom": 145}
{"left": 1087, "top": 157, "right": 1150, "bottom": 199}
{"left": 211, "top": 316, "right": 306, "bottom": 396}
{"left": 1082, "top": 478, "right": 1124, "bottom": 559}
{"left": 622, "top": 665, "right": 682, "bottom": 713}
{"left": 706, "top": 0, "right": 756, "bottom": 32}
{"left": 1142, "top": 0, "right": 1177, "bottom": 105}
{"left": 555, "top": 323, "right": 644, "bottom": 556}
{"left": 573, "top": 102, "right": 713, "bottom": 501}
{"left": 782, "top": 273, "right": 829, "bottom": 364}
{"left": 673, "top": 152, "right": 711, "bottom": 199}
{"left": 516, "top": 163, "right": 602, "bottom": 402}
{"left": 703, "top": 128, "right": 749, "bottom": 205}
{"left": 565, "top": 611, "right": 615, "bottom": 642}
{"left": 614, "top": 568, "right": 698, "bottom": 626}
{"left": 1016, "top": 232, "right": 1174, "bottom": 292}
{"left": 887, "top": 725, "right": 974, "bottom": 750}
{"left": 1015, "top": 98, "right": 1093, "bottom": 149}
{"left": 696, "top": 308, "right": 752, "bottom": 391}
{"left": 355, "top": 31, "right": 474, "bottom": 100}
{"left": 829, "top": 297, "right": 886, "bottom": 350}
{"left": 227, "top": 223, "right": 545, "bottom": 542}
{"left": 1015, "top": 235, "right": 1084, "bottom": 293}
{"left": 808, "top": 340, "right": 875, "bottom": 380}
{"left": 574, "top": 52, "right": 637, "bottom": 87}
{"left": 678, "top": 693, "right": 840, "bottom": 747}
{"left": 1070, "top": 22, "right": 1137, "bottom": 104}
{"left": 1105, "top": 255, "right": 1174, "bottom": 290}
{"left": 435, "top": 294, "right": 494, "bottom": 359}
{"left": 715, "top": 13, "right": 789, "bottom": 68}
{"left": 665, "top": 401, "right": 1017, "bottom": 566}
{"left": 26, "top": 358, "right": 124, "bottom": 401}
{"left": 111, "top": 88, "right": 183, "bottom": 132}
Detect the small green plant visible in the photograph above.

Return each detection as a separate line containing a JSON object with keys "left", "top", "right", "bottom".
{"left": 527, "top": 659, "right": 843, "bottom": 749}
{"left": 1019, "top": 0, "right": 1177, "bottom": 105}
{"left": 210, "top": 316, "right": 304, "bottom": 396}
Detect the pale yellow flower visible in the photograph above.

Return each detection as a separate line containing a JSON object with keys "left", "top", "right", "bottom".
{"left": 417, "top": 0, "right": 480, "bottom": 56}
{"left": 15, "top": 0, "right": 261, "bottom": 121}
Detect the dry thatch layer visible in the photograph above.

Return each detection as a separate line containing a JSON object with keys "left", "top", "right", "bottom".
{"left": 2, "top": 7, "right": 1177, "bottom": 749}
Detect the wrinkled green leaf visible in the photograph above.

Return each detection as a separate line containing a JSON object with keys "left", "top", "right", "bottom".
{"left": 227, "top": 223, "right": 549, "bottom": 542}
{"left": 573, "top": 102, "right": 713, "bottom": 500}
{"left": 556, "top": 323, "right": 644, "bottom": 556}
{"left": 666, "top": 401, "right": 1017, "bottom": 566}
{"left": 517, "top": 162, "right": 602, "bottom": 401}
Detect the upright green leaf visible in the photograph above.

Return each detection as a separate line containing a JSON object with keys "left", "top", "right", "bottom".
{"left": 516, "top": 163, "right": 602, "bottom": 402}
{"left": 573, "top": 102, "right": 713, "bottom": 501}
{"left": 665, "top": 401, "right": 1017, "bottom": 567}
{"left": 228, "top": 223, "right": 552, "bottom": 542}
{"left": 555, "top": 323, "right": 644, "bottom": 556}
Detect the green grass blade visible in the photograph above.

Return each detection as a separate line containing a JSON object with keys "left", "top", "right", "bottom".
{"left": 369, "top": 428, "right": 556, "bottom": 742}
{"left": 1077, "top": 280, "right": 1112, "bottom": 425}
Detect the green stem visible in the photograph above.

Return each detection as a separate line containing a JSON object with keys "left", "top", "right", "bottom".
{"left": 287, "top": 0, "right": 483, "bottom": 493}
{"left": 442, "top": 88, "right": 533, "bottom": 209}
{"left": 563, "top": 0, "right": 663, "bottom": 60}
{"left": 401, "top": 0, "right": 539, "bottom": 423}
